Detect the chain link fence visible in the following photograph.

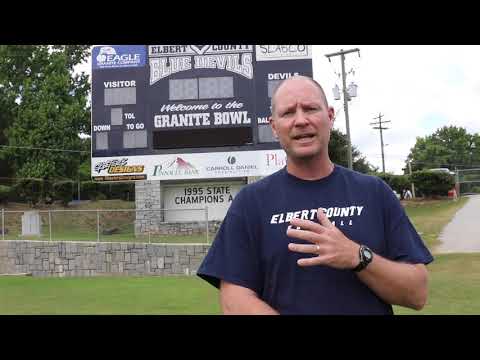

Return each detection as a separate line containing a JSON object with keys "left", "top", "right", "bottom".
{"left": 0, "top": 208, "right": 216, "bottom": 244}
{"left": 456, "top": 168, "right": 480, "bottom": 195}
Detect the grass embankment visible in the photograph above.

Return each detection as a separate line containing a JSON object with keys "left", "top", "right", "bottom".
{"left": 1, "top": 200, "right": 209, "bottom": 244}
{"left": 404, "top": 197, "right": 468, "bottom": 249}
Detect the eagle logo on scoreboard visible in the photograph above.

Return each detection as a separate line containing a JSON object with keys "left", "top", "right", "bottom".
{"left": 96, "top": 46, "right": 116, "bottom": 63}
{"left": 93, "top": 45, "right": 146, "bottom": 70}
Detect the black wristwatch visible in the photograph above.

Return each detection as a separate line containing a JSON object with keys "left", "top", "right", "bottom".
{"left": 352, "top": 245, "right": 373, "bottom": 272}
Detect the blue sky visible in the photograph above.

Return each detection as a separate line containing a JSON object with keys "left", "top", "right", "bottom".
{"left": 77, "top": 45, "right": 480, "bottom": 174}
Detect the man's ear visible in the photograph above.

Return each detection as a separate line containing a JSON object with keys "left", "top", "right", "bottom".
{"left": 328, "top": 107, "right": 335, "bottom": 129}
{"left": 269, "top": 117, "right": 278, "bottom": 139}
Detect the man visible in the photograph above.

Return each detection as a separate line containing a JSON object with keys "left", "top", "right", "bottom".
{"left": 404, "top": 189, "right": 413, "bottom": 200}
{"left": 197, "top": 76, "right": 433, "bottom": 314}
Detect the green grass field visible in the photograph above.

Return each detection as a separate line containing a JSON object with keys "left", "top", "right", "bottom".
{"left": 0, "top": 276, "right": 220, "bottom": 314}
{"left": 394, "top": 252, "right": 480, "bottom": 314}
{"left": 0, "top": 196, "right": 479, "bottom": 314}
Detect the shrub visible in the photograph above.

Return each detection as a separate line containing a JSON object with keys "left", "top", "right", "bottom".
{"left": 108, "top": 182, "right": 135, "bottom": 201}
{"left": 0, "top": 185, "right": 11, "bottom": 203}
{"left": 80, "top": 181, "right": 99, "bottom": 200}
{"left": 410, "top": 170, "right": 455, "bottom": 198}
{"left": 12, "top": 179, "right": 44, "bottom": 206}
{"left": 95, "top": 192, "right": 107, "bottom": 201}
{"left": 53, "top": 180, "right": 75, "bottom": 206}
{"left": 376, "top": 173, "right": 411, "bottom": 194}
{"left": 80, "top": 181, "right": 135, "bottom": 201}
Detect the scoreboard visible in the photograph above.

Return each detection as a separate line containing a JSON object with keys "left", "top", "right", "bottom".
{"left": 91, "top": 45, "right": 313, "bottom": 181}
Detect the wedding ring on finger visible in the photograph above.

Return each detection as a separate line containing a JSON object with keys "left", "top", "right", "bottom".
{"left": 315, "top": 245, "right": 320, "bottom": 253}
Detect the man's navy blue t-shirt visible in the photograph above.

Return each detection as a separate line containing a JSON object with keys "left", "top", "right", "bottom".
{"left": 197, "top": 165, "right": 433, "bottom": 315}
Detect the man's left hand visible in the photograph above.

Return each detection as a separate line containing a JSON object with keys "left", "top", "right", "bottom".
{"left": 287, "top": 208, "right": 360, "bottom": 269}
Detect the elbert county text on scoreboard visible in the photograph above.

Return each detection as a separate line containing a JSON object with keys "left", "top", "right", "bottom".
{"left": 90, "top": 45, "right": 313, "bottom": 181}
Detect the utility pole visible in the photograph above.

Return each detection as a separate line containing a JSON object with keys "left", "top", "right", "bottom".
{"left": 408, "top": 160, "right": 416, "bottom": 198}
{"left": 325, "top": 48, "right": 360, "bottom": 170}
{"left": 370, "top": 113, "right": 390, "bottom": 173}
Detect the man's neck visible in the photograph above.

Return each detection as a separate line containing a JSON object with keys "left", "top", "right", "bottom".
{"left": 286, "top": 156, "right": 334, "bottom": 181}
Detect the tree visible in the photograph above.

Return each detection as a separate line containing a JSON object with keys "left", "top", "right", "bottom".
{"left": 0, "top": 117, "right": 13, "bottom": 180}
{"left": 0, "top": 70, "right": 15, "bottom": 180}
{"left": 78, "top": 137, "right": 92, "bottom": 181}
{"left": 329, "top": 129, "right": 377, "bottom": 174}
{"left": 0, "top": 45, "right": 91, "bottom": 180}
{"left": 405, "top": 126, "right": 480, "bottom": 172}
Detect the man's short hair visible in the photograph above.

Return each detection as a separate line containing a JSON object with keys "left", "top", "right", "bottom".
{"left": 270, "top": 75, "right": 329, "bottom": 115}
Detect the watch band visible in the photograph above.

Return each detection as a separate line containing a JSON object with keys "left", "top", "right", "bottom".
{"left": 353, "top": 245, "right": 373, "bottom": 272}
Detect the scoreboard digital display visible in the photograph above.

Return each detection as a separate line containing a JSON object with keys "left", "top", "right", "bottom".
{"left": 91, "top": 45, "right": 313, "bottom": 181}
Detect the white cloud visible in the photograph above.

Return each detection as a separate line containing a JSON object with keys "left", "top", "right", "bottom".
{"left": 312, "top": 45, "right": 480, "bottom": 174}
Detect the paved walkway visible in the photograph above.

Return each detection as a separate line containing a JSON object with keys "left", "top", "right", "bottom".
{"left": 435, "top": 195, "right": 480, "bottom": 253}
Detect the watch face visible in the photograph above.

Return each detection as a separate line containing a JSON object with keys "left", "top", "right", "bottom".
{"left": 362, "top": 248, "right": 372, "bottom": 261}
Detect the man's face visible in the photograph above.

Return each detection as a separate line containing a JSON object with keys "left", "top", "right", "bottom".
{"left": 270, "top": 79, "right": 334, "bottom": 162}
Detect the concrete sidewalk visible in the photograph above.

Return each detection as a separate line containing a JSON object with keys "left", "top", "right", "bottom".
{"left": 435, "top": 195, "right": 480, "bottom": 253}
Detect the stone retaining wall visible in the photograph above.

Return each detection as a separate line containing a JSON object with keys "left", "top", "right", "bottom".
{"left": 0, "top": 240, "right": 210, "bottom": 277}
{"left": 148, "top": 221, "right": 222, "bottom": 236}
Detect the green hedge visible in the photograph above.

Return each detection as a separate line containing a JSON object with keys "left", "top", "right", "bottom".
{"left": 80, "top": 181, "right": 99, "bottom": 200}
{"left": 376, "top": 173, "right": 411, "bottom": 194}
{"left": 108, "top": 182, "right": 135, "bottom": 201}
{"left": 0, "top": 185, "right": 11, "bottom": 203}
{"left": 53, "top": 180, "right": 75, "bottom": 206}
{"left": 410, "top": 170, "right": 455, "bottom": 197}
{"left": 12, "top": 179, "right": 44, "bottom": 205}
{"left": 80, "top": 181, "right": 110, "bottom": 201}
{"left": 80, "top": 181, "right": 134, "bottom": 201}
{"left": 1, "top": 180, "right": 135, "bottom": 205}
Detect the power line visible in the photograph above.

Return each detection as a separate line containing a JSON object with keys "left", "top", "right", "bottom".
{"left": 0, "top": 144, "right": 89, "bottom": 154}
{"left": 370, "top": 113, "right": 391, "bottom": 173}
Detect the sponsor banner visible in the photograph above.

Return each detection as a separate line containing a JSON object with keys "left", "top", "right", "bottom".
{"left": 255, "top": 45, "right": 311, "bottom": 61}
{"left": 93, "top": 45, "right": 146, "bottom": 70}
{"left": 149, "top": 44, "right": 254, "bottom": 84}
{"left": 92, "top": 175, "right": 147, "bottom": 182}
{"left": 149, "top": 150, "right": 287, "bottom": 180}
{"left": 91, "top": 150, "right": 287, "bottom": 181}
{"left": 92, "top": 158, "right": 147, "bottom": 181}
